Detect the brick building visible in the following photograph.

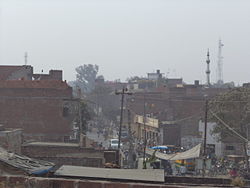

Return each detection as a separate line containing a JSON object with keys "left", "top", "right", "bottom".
{"left": 21, "top": 142, "right": 104, "bottom": 167}
{"left": 0, "top": 80, "right": 74, "bottom": 142}
{"left": 127, "top": 81, "right": 229, "bottom": 148}
{"left": 0, "top": 65, "right": 62, "bottom": 81}
{"left": 0, "top": 65, "right": 75, "bottom": 142}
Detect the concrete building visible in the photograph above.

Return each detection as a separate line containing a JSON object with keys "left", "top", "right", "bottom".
{"left": 147, "top": 70, "right": 163, "bottom": 81}
{"left": 198, "top": 121, "right": 223, "bottom": 157}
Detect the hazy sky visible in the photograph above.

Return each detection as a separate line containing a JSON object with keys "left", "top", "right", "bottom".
{"left": 0, "top": 0, "right": 250, "bottom": 84}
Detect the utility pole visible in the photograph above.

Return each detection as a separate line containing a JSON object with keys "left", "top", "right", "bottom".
{"left": 127, "top": 108, "right": 134, "bottom": 168}
{"left": 203, "top": 98, "right": 208, "bottom": 177}
{"left": 116, "top": 88, "right": 132, "bottom": 150}
{"left": 143, "top": 93, "right": 147, "bottom": 169}
{"left": 78, "top": 99, "right": 85, "bottom": 148}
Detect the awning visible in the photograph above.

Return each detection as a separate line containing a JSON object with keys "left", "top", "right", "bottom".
{"left": 146, "top": 144, "right": 201, "bottom": 161}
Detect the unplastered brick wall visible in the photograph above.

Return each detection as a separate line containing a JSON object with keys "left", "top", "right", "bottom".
{"left": 0, "top": 129, "right": 22, "bottom": 154}
{"left": 0, "top": 176, "right": 186, "bottom": 188}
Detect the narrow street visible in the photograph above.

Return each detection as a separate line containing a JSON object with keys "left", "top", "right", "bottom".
{"left": 87, "top": 128, "right": 110, "bottom": 149}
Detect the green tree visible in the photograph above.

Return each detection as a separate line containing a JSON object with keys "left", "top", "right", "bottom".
{"left": 75, "top": 64, "right": 99, "bottom": 93}
{"left": 78, "top": 100, "right": 93, "bottom": 133}
{"left": 209, "top": 87, "right": 250, "bottom": 170}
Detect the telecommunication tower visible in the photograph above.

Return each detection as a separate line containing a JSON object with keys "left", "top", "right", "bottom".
{"left": 206, "top": 49, "right": 211, "bottom": 86}
{"left": 24, "top": 52, "right": 28, "bottom": 65}
{"left": 217, "top": 39, "right": 224, "bottom": 85}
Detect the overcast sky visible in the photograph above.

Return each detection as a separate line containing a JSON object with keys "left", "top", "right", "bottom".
{"left": 0, "top": 0, "right": 250, "bottom": 84}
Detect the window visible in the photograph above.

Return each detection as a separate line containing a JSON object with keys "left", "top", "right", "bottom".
{"left": 63, "top": 106, "right": 69, "bottom": 117}
{"left": 226, "top": 145, "right": 235, "bottom": 150}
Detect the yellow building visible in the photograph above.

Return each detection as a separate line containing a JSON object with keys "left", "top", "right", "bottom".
{"left": 133, "top": 115, "right": 159, "bottom": 146}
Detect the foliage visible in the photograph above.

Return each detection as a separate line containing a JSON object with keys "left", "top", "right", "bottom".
{"left": 75, "top": 64, "right": 99, "bottom": 93}
{"left": 143, "top": 150, "right": 157, "bottom": 169}
{"left": 79, "top": 100, "right": 93, "bottom": 133}
{"left": 231, "top": 177, "right": 245, "bottom": 187}
{"left": 208, "top": 87, "right": 250, "bottom": 141}
{"left": 209, "top": 87, "right": 250, "bottom": 170}
{"left": 89, "top": 84, "right": 120, "bottom": 123}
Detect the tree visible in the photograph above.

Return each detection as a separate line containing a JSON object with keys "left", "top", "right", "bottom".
{"left": 79, "top": 100, "right": 93, "bottom": 133}
{"left": 75, "top": 64, "right": 99, "bottom": 93}
{"left": 209, "top": 87, "right": 250, "bottom": 170}
{"left": 89, "top": 83, "right": 120, "bottom": 123}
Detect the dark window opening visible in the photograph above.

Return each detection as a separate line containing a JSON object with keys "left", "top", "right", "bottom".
{"left": 226, "top": 145, "right": 235, "bottom": 150}
{"left": 63, "top": 107, "right": 69, "bottom": 117}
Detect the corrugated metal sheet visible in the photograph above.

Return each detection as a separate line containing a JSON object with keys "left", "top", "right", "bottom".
{"left": 0, "top": 147, "right": 55, "bottom": 175}
{"left": 55, "top": 165, "right": 164, "bottom": 182}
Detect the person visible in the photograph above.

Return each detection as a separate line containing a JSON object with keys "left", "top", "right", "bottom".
{"left": 99, "top": 142, "right": 103, "bottom": 149}
{"left": 180, "top": 164, "right": 187, "bottom": 176}
{"left": 229, "top": 168, "right": 238, "bottom": 178}
{"left": 164, "top": 161, "right": 173, "bottom": 175}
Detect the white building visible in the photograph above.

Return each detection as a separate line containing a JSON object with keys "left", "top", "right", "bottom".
{"left": 199, "top": 121, "right": 223, "bottom": 157}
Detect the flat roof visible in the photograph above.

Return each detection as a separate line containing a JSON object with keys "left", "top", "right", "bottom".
{"left": 54, "top": 165, "right": 164, "bottom": 183}
{"left": 23, "top": 142, "right": 79, "bottom": 147}
{"left": 0, "top": 128, "right": 22, "bottom": 134}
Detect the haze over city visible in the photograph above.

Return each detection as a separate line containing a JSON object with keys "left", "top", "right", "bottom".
{"left": 0, "top": 0, "right": 250, "bottom": 84}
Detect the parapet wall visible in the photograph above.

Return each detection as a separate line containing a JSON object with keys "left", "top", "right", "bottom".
{"left": 0, "top": 176, "right": 190, "bottom": 188}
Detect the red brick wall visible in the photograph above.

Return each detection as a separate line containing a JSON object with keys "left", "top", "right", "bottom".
{"left": 0, "top": 176, "right": 191, "bottom": 188}
{"left": 21, "top": 145, "right": 105, "bottom": 167}
{"left": 128, "top": 87, "right": 229, "bottom": 145}
{"left": 22, "top": 145, "right": 104, "bottom": 158}
{"left": 0, "top": 87, "right": 73, "bottom": 142}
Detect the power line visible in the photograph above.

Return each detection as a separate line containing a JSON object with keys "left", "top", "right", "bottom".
{"left": 209, "top": 110, "right": 248, "bottom": 142}
{"left": 130, "top": 96, "right": 250, "bottom": 103}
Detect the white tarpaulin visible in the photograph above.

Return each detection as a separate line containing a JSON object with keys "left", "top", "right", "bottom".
{"left": 146, "top": 144, "right": 201, "bottom": 161}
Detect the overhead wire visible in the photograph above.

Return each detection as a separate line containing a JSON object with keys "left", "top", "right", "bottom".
{"left": 209, "top": 110, "right": 248, "bottom": 142}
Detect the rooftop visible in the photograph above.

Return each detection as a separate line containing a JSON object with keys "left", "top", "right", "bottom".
{"left": 55, "top": 165, "right": 164, "bottom": 182}
{"left": 0, "top": 80, "right": 71, "bottom": 89}
{"left": 0, "top": 128, "right": 22, "bottom": 134}
{"left": 0, "top": 65, "right": 29, "bottom": 80}
{"left": 23, "top": 142, "right": 79, "bottom": 147}
{"left": 0, "top": 147, "right": 54, "bottom": 175}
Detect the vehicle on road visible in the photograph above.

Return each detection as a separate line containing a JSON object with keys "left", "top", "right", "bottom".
{"left": 110, "top": 138, "right": 122, "bottom": 149}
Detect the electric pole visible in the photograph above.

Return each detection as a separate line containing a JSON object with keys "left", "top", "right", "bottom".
{"left": 143, "top": 93, "right": 147, "bottom": 169}
{"left": 127, "top": 108, "right": 134, "bottom": 168}
{"left": 116, "top": 88, "right": 132, "bottom": 150}
{"left": 203, "top": 97, "right": 208, "bottom": 177}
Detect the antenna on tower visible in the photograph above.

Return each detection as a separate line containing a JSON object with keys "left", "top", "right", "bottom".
{"left": 206, "top": 49, "right": 211, "bottom": 87}
{"left": 217, "top": 39, "right": 224, "bottom": 85}
{"left": 24, "top": 52, "right": 28, "bottom": 66}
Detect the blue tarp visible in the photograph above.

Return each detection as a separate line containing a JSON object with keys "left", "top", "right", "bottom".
{"left": 151, "top": 146, "right": 168, "bottom": 150}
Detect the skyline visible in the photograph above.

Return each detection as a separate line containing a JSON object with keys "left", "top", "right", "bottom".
{"left": 0, "top": 0, "right": 250, "bottom": 84}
